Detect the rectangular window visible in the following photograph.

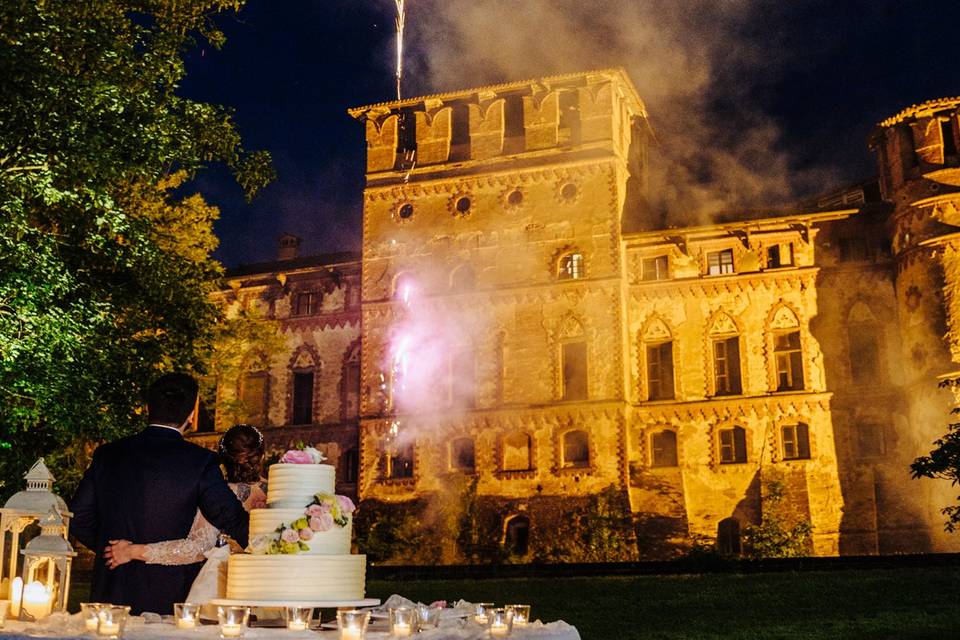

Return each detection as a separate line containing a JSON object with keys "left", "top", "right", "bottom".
{"left": 450, "top": 345, "right": 476, "bottom": 407}
{"left": 561, "top": 341, "right": 588, "bottom": 400}
{"left": 642, "top": 255, "right": 670, "bottom": 281}
{"left": 342, "top": 361, "right": 360, "bottom": 418}
{"left": 713, "top": 337, "right": 742, "bottom": 396}
{"left": 782, "top": 424, "right": 810, "bottom": 460}
{"left": 294, "top": 291, "right": 319, "bottom": 316}
{"left": 767, "top": 243, "right": 794, "bottom": 268}
{"left": 646, "top": 342, "right": 675, "bottom": 401}
{"left": 849, "top": 326, "right": 881, "bottom": 386}
{"left": 719, "top": 427, "right": 747, "bottom": 464}
{"left": 292, "top": 371, "right": 314, "bottom": 425}
{"left": 774, "top": 331, "right": 804, "bottom": 391}
{"left": 707, "top": 249, "right": 735, "bottom": 275}
{"left": 942, "top": 119, "right": 958, "bottom": 157}
{"left": 387, "top": 442, "right": 414, "bottom": 480}
{"left": 241, "top": 373, "right": 268, "bottom": 427}
{"left": 858, "top": 423, "right": 886, "bottom": 459}
{"left": 651, "top": 430, "right": 678, "bottom": 467}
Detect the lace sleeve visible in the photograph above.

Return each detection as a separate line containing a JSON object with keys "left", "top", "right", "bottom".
{"left": 142, "top": 510, "right": 219, "bottom": 565}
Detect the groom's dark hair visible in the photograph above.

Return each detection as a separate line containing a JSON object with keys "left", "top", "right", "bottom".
{"left": 147, "top": 373, "right": 199, "bottom": 426}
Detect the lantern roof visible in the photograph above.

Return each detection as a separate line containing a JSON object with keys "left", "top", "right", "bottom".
{"left": 2, "top": 459, "right": 70, "bottom": 516}
{"left": 22, "top": 510, "right": 74, "bottom": 557}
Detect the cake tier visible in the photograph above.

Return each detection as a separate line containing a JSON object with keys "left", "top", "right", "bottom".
{"left": 249, "top": 509, "right": 352, "bottom": 555}
{"left": 267, "top": 464, "right": 336, "bottom": 508}
{"left": 226, "top": 554, "right": 366, "bottom": 601}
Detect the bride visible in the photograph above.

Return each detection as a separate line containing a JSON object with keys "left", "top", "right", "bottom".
{"left": 104, "top": 424, "right": 267, "bottom": 601}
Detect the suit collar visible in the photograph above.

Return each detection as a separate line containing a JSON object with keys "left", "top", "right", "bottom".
{"left": 144, "top": 425, "right": 184, "bottom": 439}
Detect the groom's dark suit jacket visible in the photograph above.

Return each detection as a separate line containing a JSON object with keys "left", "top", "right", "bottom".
{"left": 70, "top": 426, "right": 249, "bottom": 615}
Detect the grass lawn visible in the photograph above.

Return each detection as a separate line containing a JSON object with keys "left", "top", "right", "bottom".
{"left": 367, "top": 567, "right": 960, "bottom": 639}
{"left": 69, "top": 566, "right": 960, "bottom": 638}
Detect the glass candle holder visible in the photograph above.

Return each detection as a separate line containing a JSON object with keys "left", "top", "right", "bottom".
{"left": 174, "top": 603, "right": 201, "bottom": 630}
{"left": 284, "top": 606, "right": 314, "bottom": 631}
{"left": 0, "top": 600, "right": 9, "bottom": 628}
{"left": 217, "top": 606, "right": 250, "bottom": 638}
{"left": 336, "top": 609, "right": 370, "bottom": 640}
{"left": 97, "top": 605, "right": 130, "bottom": 639}
{"left": 474, "top": 602, "right": 495, "bottom": 625}
{"left": 505, "top": 604, "right": 530, "bottom": 626}
{"left": 81, "top": 603, "right": 104, "bottom": 632}
{"left": 487, "top": 608, "right": 514, "bottom": 637}
{"left": 416, "top": 604, "right": 441, "bottom": 629}
{"left": 389, "top": 606, "right": 416, "bottom": 637}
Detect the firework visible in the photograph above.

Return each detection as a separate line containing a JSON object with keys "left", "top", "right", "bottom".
{"left": 394, "top": 0, "right": 406, "bottom": 100}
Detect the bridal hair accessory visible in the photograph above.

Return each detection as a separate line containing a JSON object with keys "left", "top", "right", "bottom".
{"left": 218, "top": 424, "right": 264, "bottom": 456}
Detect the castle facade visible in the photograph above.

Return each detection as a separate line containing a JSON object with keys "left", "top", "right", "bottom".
{"left": 190, "top": 70, "right": 960, "bottom": 561}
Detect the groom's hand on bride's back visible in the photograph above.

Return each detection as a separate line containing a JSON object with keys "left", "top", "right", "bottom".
{"left": 104, "top": 540, "right": 144, "bottom": 569}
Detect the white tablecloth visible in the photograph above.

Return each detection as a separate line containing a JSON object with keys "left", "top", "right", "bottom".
{"left": 0, "top": 612, "right": 580, "bottom": 640}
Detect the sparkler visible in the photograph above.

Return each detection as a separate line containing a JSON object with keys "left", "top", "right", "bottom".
{"left": 394, "top": 0, "right": 406, "bottom": 100}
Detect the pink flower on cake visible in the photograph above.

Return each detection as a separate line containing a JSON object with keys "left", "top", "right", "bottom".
{"left": 299, "top": 527, "right": 314, "bottom": 541}
{"left": 336, "top": 495, "right": 356, "bottom": 514}
{"left": 280, "top": 449, "right": 313, "bottom": 464}
{"left": 306, "top": 504, "right": 325, "bottom": 517}
{"left": 281, "top": 527, "right": 301, "bottom": 543}
{"left": 309, "top": 513, "right": 334, "bottom": 532}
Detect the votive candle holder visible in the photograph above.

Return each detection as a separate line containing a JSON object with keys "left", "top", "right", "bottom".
{"left": 389, "top": 606, "right": 416, "bottom": 636}
{"left": 505, "top": 604, "right": 530, "bottom": 626}
{"left": 80, "top": 603, "right": 104, "bottom": 632}
{"left": 474, "top": 602, "right": 495, "bottom": 625}
{"left": 416, "top": 604, "right": 441, "bottom": 629}
{"left": 284, "top": 606, "right": 314, "bottom": 631}
{"left": 96, "top": 605, "right": 130, "bottom": 639}
{"left": 487, "top": 607, "right": 514, "bottom": 637}
{"left": 217, "top": 605, "right": 250, "bottom": 638}
{"left": 174, "top": 603, "right": 201, "bottom": 630}
{"left": 336, "top": 609, "right": 370, "bottom": 640}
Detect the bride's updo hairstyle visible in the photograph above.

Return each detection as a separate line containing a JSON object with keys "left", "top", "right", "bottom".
{"left": 219, "top": 424, "right": 265, "bottom": 483}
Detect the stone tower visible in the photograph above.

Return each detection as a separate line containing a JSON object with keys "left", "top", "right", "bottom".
{"left": 348, "top": 69, "right": 649, "bottom": 562}
{"left": 872, "top": 97, "right": 960, "bottom": 550}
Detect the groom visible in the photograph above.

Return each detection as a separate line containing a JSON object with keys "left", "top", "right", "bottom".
{"left": 70, "top": 373, "right": 249, "bottom": 615}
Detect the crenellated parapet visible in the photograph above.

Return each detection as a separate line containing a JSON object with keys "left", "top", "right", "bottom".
{"left": 348, "top": 68, "right": 647, "bottom": 176}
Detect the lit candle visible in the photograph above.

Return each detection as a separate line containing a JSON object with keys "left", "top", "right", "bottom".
{"left": 392, "top": 621, "right": 412, "bottom": 636}
{"left": 9, "top": 578, "right": 22, "bottom": 618}
{"left": 20, "top": 581, "right": 51, "bottom": 621}
{"left": 98, "top": 622, "right": 120, "bottom": 637}
{"left": 287, "top": 620, "right": 308, "bottom": 631}
{"left": 220, "top": 622, "right": 243, "bottom": 638}
{"left": 340, "top": 626, "right": 362, "bottom": 640}
{"left": 475, "top": 614, "right": 488, "bottom": 625}
{"left": 85, "top": 618, "right": 99, "bottom": 632}
{"left": 490, "top": 622, "right": 510, "bottom": 637}
{"left": 177, "top": 616, "right": 197, "bottom": 629}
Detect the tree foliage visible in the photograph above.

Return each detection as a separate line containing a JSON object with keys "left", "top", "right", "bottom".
{"left": 0, "top": 1, "right": 273, "bottom": 498}
{"left": 742, "top": 479, "right": 813, "bottom": 559}
{"left": 911, "top": 378, "right": 960, "bottom": 532}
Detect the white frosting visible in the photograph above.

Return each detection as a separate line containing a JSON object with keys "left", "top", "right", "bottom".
{"left": 249, "top": 510, "right": 352, "bottom": 555}
{"left": 226, "top": 554, "right": 366, "bottom": 601}
{"left": 266, "top": 463, "right": 335, "bottom": 508}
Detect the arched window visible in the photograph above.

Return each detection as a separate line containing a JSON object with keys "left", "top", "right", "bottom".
{"left": 450, "top": 264, "right": 476, "bottom": 292}
{"left": 781, "top": 423, "right": 811, "bottom": 460}
{"left": 502, "top": 432, "right": 533, "bottom": 472}
{"left": 341, "top": 449, "right": 359, "bottom": 484}
{"left": 769, "top": 306, "right": 803, "bottom": 392}
{"left": 718, "top": 426, "right": 747, "bottom": 464}
{"left": 448, "top": 343, "right": 476, "bottom": 408}
{"left": 710, "top": 313, "right": 742, "bottom": 396}
{"left": 562, "top": 430, "right": 590, "bottom": 468}
{"left": 643, "top": 318, "right": 675, "bottom": 401}
{"left": 717, "top": 518, "right": 741, "bottom": 555}
{"left": 558, "top": 252, "right": 584, "bottom": 280}
{"left": 650, "top": 430, "right": 678, "bottom": 467}
{"left": 450, "top": 437, "right": 476, "bottom": 472}
{"left": 504, "top": 515, "right": 530, "bottom": 556}
{"left": 341, "top": 343, "right": 361, "bottom": 420}
{"left": 848, "top": 302, "right": 881, "bottom": 386}
{"left": 240, "top": 371, "right": 269, "bottom": 427}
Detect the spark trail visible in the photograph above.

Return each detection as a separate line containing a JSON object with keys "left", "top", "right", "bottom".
{"left": 394, "top": 0, "right": 406, "bottom": 100}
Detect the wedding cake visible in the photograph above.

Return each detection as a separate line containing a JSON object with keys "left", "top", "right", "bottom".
{"left": 225, "top": 449, "right": 366, "bottom": 602}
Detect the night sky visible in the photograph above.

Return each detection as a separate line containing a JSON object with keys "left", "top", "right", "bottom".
{"left": 178, "top": 1, "right": 960, "bottom": 268}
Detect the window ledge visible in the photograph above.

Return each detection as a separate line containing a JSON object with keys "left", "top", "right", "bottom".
{"left": 381, "top": 477, "right": 416, "bottom": 487}
{"left": 554, "top": 465, "right": 596, "bottom": 476}
{"left": 495, "top": 469, "right": 537, "bottom": 480}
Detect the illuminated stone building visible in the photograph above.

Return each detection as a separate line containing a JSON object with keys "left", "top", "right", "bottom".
{"left": 192, "top": 71, "right": 960, "bottom": 561}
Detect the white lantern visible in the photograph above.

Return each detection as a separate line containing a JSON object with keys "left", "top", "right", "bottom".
{"left": 0, "top": 459, "right": 72, "bottom": 603}
{"left": 19, "top": 509, "right": 75, "bottom": 620}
